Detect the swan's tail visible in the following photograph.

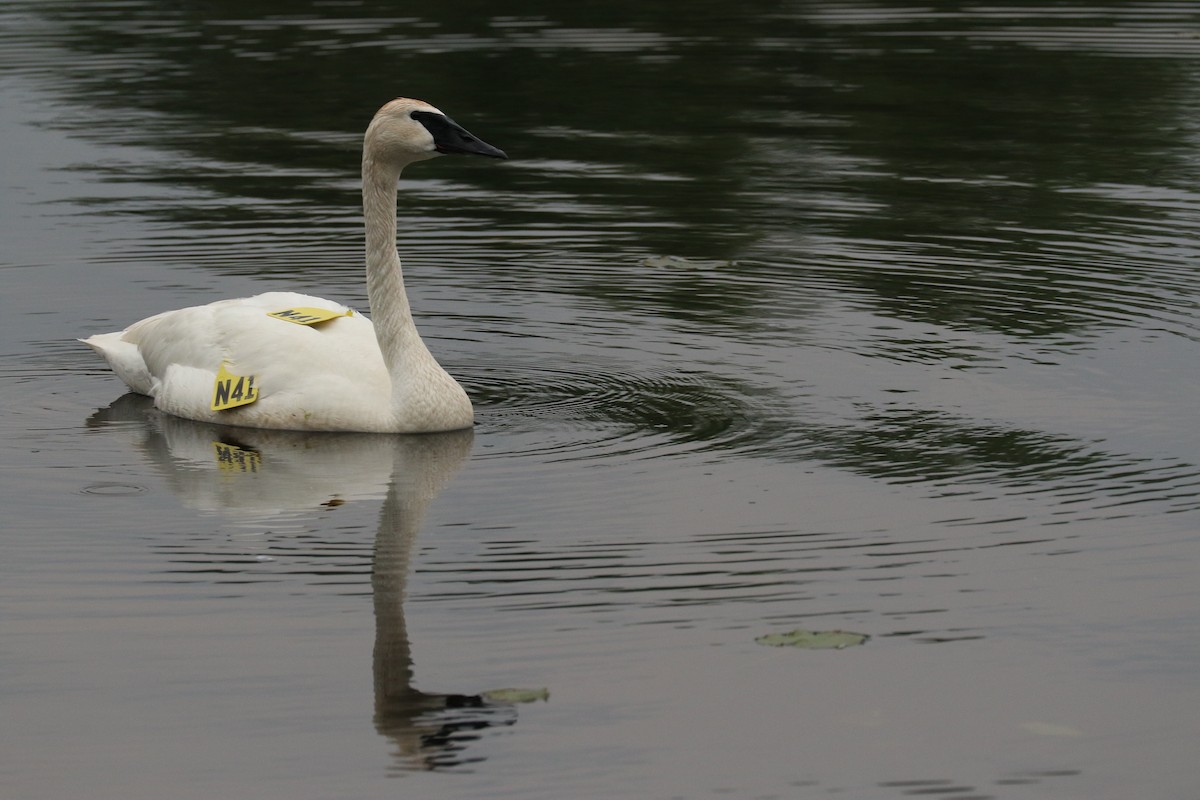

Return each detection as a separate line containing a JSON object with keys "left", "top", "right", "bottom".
{"left": 80, "top": 332, "right": 155, "bottom": 396}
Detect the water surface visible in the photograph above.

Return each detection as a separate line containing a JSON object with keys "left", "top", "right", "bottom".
{"left": 2, "top": 2, "right": 1198, "bottom": 798}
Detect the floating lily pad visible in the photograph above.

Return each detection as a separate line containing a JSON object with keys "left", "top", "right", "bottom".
{"left": 480, "top": 687, "right": 550, "bottom": 705}
{"left": 755, "top": 629, "right": 869, "bottom": 650}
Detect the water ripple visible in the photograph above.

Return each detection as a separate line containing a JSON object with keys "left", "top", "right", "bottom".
{"left": 464, "top": 356, "right": 1200, "bottom": 527}
{"left": 467, "top": 361, "right": 767, "bottom": 463}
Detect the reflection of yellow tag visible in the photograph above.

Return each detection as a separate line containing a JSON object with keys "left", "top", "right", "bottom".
{"left": 213, "top": 441, "right": 262, "bottom": 473}
{"left": 267, "top": 307, "right": 353, "bottom": 326}
{"left": 211, "top": 363, "right": 259, "bottom": 411}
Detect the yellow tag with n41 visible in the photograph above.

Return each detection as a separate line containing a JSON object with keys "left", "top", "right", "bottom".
{"left": 267, "top": 307, "right": 353, "bottom": 326}
{"left": 211, "top": 363, "right": 260, "bottom": 411}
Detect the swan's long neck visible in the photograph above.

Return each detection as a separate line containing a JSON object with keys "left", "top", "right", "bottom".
{"left": 359, "top": 136, "right": 473, "bottom": 432}
{"left": 362, "top": 155, "right": 427, "bottom": 372}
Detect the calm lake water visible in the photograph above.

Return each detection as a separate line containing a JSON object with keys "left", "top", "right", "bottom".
{"left": 2, "top": 2, "right": 1199, "bottom": 798}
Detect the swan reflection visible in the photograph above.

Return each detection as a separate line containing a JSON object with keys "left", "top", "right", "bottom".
{"left": 88, "top": 395, "right": 546, "bottom": 771}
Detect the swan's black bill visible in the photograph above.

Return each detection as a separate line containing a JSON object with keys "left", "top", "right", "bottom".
{"left": 412, "top": 110, "right": 508, "bottom": 159}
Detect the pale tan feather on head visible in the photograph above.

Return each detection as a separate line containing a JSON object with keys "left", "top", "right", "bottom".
{"left": 364, "top": 97, "right": 444, "bottom": 165}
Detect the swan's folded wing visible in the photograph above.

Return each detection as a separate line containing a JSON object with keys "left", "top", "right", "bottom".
{"left": 87, "top": 294, "right": 394, "bottom": 430}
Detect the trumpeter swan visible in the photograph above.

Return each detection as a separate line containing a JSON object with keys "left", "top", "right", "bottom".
{"left": 82, "top": 98, "right": 506, "bottom": 433}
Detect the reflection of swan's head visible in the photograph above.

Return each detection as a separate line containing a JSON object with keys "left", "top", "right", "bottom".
{"left": 365, "top": 97, "right": 508, "bottom": 167}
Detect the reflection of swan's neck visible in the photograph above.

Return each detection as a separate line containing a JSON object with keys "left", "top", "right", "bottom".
{"left": 362, "top": 156, "right": 428, "bottom": 381}
{"left": 371, "top": 429, "right": 475, "bottom": 716}
{"left": 372, "top": 480, "right": 421, "bottom": 702}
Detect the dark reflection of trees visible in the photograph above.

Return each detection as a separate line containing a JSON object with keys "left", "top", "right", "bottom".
{"left": 800, "top": 33, "right": 1200, "bottom": 340}
{"left": 20, "top": 0, "right": 1200, "bottom": 341}
{"left": 800, "top": 409, "right": 1200, "bottom": 502}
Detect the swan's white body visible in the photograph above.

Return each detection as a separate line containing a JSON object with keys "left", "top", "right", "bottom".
{"left": 83, "top": 290, "right": 463, "bottom": 432}
{"left": 82, "top": 98, "right": 506, "bottom": 433}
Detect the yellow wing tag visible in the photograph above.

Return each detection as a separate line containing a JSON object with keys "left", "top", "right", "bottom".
{"left": 213, "top": 441, "right": 262, "bottom": 473}
{"left": 211, "top": 363, "right": 260, "bottom": 411}
{"left": 267, "top": 307, "right": 353, "bottom": 326}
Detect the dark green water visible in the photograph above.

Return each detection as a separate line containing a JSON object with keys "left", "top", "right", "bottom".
{"left": 2, "top": 2, "right": 1198, "bottom": 798}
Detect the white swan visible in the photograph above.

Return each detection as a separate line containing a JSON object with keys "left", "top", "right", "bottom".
{"left": 82, "top": 98, "right": 506, "bottom": 433}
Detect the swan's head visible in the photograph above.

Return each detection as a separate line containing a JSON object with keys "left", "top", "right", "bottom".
{"left": 365, "top": 97, "right": 507, "bottom": 166}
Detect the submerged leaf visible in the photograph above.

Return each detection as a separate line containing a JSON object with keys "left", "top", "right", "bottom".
{"left": 480, "top": 687, "right": 550, "bottom": 704}
{"left": 755, "top": 629, "right": 869, "bottom": 650}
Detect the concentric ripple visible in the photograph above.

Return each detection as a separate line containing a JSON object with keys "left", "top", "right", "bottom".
{"left": 463, "top": 357, "right": 1200, "bottom": 527}
{"left": 463, "top": 360, "right": 774, "bottom": 463}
